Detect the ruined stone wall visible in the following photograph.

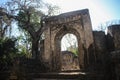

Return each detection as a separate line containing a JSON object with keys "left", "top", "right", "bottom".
{"left": 61, "top": 51, "right": 80, "bottom": 71}
{"left": 108, "top": 25, "right": 120, "bottom": 80}
{"left": 93, "top": 31, "right": 107, "bottom": 52}
{"left": 93, "top": 31, "right": 107, "bottom": 71}
{"left": 43, "top": 9, "right": 95, "bottom": 71}
{"left": 92, "top": 25, "right": 120, "bottom": 80}
{"left": 92, "top": 26, "right": 120, "bottom": 79}
{"left": 107, "top": 25, "right": 120, "bottom": 50}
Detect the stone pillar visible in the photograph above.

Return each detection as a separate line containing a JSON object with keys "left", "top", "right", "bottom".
{"left": 43, "top": 26, "right": 52, "bottom": 70}
{"left": 81, "top": 11, "right": 95, "bottom": 70}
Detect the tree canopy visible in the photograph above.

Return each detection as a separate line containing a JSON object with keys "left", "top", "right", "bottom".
{"left": 0, "top": 0, "right": 60, "bottom": 59}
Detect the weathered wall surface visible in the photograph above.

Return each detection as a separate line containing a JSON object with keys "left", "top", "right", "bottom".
{"left": 61, "top": 51, "right": 80, "bottom": 71}
{"left": 108, "top": 25, "right": 120, "bottom": 80}
{"left": 92, "top": 26, "right": 120, "bottom": 79}
{"left": 107, "top": 25, "right": 120, "bottom": 50}
{"left": 93, "top": 31, "right": 107, "bottom": 52}
{"left": 93, "top": 31, "right": 108, "bottom": 71}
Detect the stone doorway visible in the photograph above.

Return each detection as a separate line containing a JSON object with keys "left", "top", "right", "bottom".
{"left": 54, "top": 27, "right": 83, "bottom": 71}
{"left": 61, "top": 33, "right": 80, "bottom": 71}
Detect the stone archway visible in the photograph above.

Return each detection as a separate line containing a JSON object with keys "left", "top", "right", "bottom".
{"left": 54, "top": 27, "right": 84, "bottom": 71}
{"left": 43, "top": 9, "right": 95, "bottom": 72}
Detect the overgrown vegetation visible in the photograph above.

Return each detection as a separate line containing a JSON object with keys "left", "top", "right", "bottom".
{"left": 0, "top": 0, "right": 59, "bottom": 75}
{"left": 0, "top": 0, "right": 59, "bottom": 59}
{"left": 0, "top": 37, "right": 17, "bottom": 71}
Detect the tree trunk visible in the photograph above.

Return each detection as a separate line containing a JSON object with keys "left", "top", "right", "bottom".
{"left": 32, "top": 38, "right": 39, "bottom": 59}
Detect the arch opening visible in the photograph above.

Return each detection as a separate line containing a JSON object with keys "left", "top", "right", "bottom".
{"left": 61, "top": 33, "right": 80, "bottom": 71}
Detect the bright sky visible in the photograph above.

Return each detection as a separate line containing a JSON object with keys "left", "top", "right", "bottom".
{"left": 1, "top": 0, "right": 120, "bottom": 29}
{"left": 45, "top": 0, "right": 120, "bottom": 30}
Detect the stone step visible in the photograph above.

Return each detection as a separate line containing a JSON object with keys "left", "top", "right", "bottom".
{"left": 33, "top": 79, "right": 80, "bottom": 80}
{"left": 0, "top": 71, "right": 104, "bottom": 80}
{"left": 26, "top": 71, "right": 100, "bottom": 80}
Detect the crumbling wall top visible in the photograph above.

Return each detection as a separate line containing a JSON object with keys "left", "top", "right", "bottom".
{"left": 44, "top": 9, "right": 89, "bottom": 25}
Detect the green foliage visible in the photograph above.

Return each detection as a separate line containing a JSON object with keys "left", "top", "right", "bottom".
{"left": 17, "top": 7, "right": 43, "bottom": 30}
{"left": 18, "top": 11, "right": 28, "bottom": 23}
{"left": 0, "top": 37, "right": 17, "bottom": 57}
{"left": 17, "top": 44, "right": 32, "bottom": 58}
{"left": 17, "top": 10, "right": 29, "bottom": 29}
{"left": 71, "top": 48, "right": 78, "bottom": 56}
{"left": 16, "top": 31, "right": 32, "bottom": 58}
{"left": 67, "top": 46, "right": 78, "bottom": 56}
{"left": 0, "top": 37, "right": 32, "bottom": 71}
{"left": 0, "top": 37, "right": 18, "bottom": 70}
